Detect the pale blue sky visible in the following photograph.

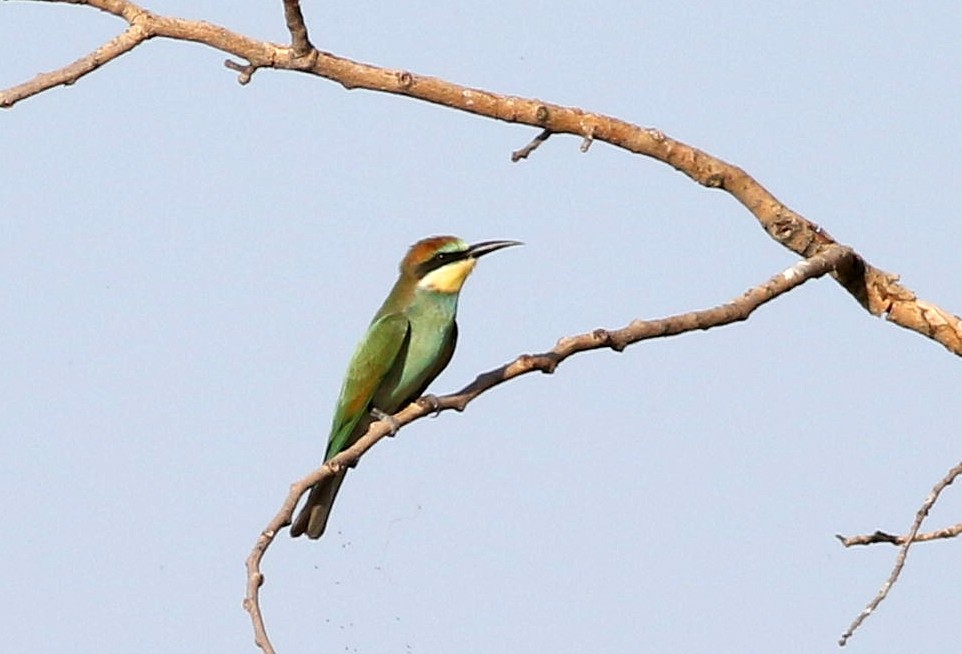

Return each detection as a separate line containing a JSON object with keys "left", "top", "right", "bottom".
{"left": 3, "top": 2, "right": 961, "bottom": 652}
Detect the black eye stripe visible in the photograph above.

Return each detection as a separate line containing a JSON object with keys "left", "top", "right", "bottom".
{"left": 416, "top": 249, "right": 469, "bottom": 277}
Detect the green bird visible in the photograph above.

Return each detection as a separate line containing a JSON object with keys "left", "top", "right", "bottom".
{"left": 290, "top": 235, "right": 521, "bottom": 539}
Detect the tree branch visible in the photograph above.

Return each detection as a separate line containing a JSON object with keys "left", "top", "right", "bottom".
{"left": 281, "top": 0, "right": 313, "bottom": 56}
{"left": 836, "top": 459, "right": 962, "bottom": 646}
{"left": 836, "top": 522, "right": 962, "bottom": 547}
{"left": 0, "top": 14, "right": 149, "bottom": 106}
{"left": 243, "top": 245, "right": 854, "bottom": 653}
{"left": 4, "top": 1, "right": 960, "bottom": 357}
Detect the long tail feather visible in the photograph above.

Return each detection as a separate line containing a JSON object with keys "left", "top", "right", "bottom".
{"left": 290, "top": 469, "right": 348, "bottom": 539}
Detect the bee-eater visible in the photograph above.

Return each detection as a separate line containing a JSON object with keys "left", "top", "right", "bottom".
{"left": 290, "top": 235, "right": 521, "bottom": 539}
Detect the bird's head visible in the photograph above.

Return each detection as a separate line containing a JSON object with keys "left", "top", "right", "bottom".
{"left": 401, "top": 235, "right": 522, "bottom": 294}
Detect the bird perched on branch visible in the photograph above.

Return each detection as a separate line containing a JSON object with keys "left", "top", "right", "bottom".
{"left": 290, "top": 235, "right": 521, "bottom": 539}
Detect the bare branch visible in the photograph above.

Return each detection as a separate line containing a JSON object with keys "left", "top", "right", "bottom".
{"left": 1, "top": 0, "right": 280, "bottom": 108}
{"left": 836, "top": 521, "right": 962, "bottom": 547}
{"left": 4, "top": 2, "right": 959, "bottom": 356}
{"left": 281, "top": 0, "right": 313, "bottom": 56}
{"left": 243, "top": 245, "right": 853, "bottom": 653}
{"left": 837, "top": 459, "right": 962, "bottom": 646}
{"left": 511, "top": 128, "right": 551, "bottom": 162}
{"left": 0, "top": 17, "right": 149, "bottom": 107}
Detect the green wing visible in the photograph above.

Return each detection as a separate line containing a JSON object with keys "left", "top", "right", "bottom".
{"left": 409, "top": 320, "right": 457, "bottom": 401}
{"left": 324, "top": 312, "right": 410, "bottom": 460}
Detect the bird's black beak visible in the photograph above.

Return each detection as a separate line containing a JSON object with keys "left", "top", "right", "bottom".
{"left": 466, "top": 239, "right": 523, "bottom": 259}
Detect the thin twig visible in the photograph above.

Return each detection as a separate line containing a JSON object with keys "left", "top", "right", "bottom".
{"left": 836, "top": 521, "right": 962, "bottom": 547}
{"left": 0, "top": 19, "right": 149, "bottom": 108}
{"left": 281, "top": 0, "right": 313, "bottom": 55}
{"left": 837, "top": 459, "right": 962, "bottom": 646}
{"left": 511, "top": 129, "right": 551, "bottom": 161}
{"left": 243, "top": 245, "right": 854, "bottom": 653}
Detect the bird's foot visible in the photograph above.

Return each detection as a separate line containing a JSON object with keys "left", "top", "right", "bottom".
{"left": 419, "top": 394, "right": 443, "bottom": 417}
{"left": 370, "top": 408, "right": 401, "bottom": 436}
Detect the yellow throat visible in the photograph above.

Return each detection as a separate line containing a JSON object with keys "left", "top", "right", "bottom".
{"left": 417, "top": 258, "right": 477, "bottom": 293}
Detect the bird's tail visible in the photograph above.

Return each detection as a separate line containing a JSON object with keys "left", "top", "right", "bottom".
{"left": 290, "top": 469, "right": 348, "bottom": 539}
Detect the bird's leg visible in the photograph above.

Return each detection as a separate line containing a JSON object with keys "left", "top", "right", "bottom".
{"left": 370, "top": 407, "right": 401, "bottom": 436}
{"left": 419, "top": 394, "right": 443, "bottom": 417}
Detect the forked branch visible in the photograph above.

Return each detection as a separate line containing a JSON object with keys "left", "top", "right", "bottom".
{"left": 836, "top": 460, "right": 962, "bottom": 646}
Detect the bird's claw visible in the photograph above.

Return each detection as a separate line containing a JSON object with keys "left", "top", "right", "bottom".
{"left": 370, "top": 408, "right": 401, "bottom": 436}
{"left": 419, "top": 394, "right": 443, "bottom": 417}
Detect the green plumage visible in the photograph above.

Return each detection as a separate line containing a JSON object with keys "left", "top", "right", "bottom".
{"left": 290, "top": 236, "right": 519, "bottom": 540}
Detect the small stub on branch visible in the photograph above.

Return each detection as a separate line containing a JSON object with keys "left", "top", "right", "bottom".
{"left": 511, "top": 128, "right": 551, "bottom": 162}
{"left": 224, "top": 59, "right": 257, "bottom": 85}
